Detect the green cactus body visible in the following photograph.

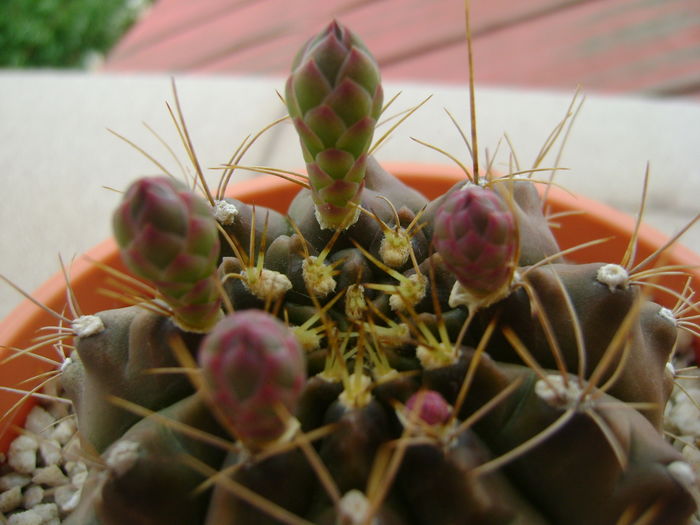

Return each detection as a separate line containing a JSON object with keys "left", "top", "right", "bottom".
{"left": 285, "top": 21, "right": 383, "bottom": 230}
{"left": 3, "top": 18, "right": 698, "bottom": 525}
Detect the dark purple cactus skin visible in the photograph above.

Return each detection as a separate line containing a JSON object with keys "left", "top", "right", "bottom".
{"left": 113, "top": 176, "right": 222, "bottom": 331}
{"left": 198, "top": 310, "right": 306, "bottom": 445}
{"left": 433, "top": 184, "right": 517, "bottom": 300}
{"left": 285, "top": 20, "right": 383, "bottom": 229}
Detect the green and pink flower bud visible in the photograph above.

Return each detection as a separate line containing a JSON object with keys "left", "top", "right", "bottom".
{"left": 113, "top": 176, "right": 222, "bottom": 332}
{"left": 285, "top": 20, "right": 383, "bottom": 230}
{"left": 198, "top": 310, "right": 306, "bottom": 447}
{"left": 433, "top": 185, "right": 518, "bottom": 307}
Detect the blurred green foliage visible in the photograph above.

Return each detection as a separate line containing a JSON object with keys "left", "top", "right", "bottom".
{"left": 0, "top": 0, "right": 150, "bottom": 68}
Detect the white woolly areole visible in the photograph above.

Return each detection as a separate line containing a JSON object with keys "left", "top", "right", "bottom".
{"left": 448, "top": 274, "right": 517, "bottom": 312}
{"left": 59, "top": 357, "right": 73, "bottom": 373}
{"left": 416, "top": 344, "right": 458, "bottom": 370}
{"left": 345, "top": 284, "right": 367, "bottom": 321}
{"left": 667, "top": 460, "right": 697, "bottom": 489}
{"left": 389, "top": 273, "right": 427, "bottom": 312}
{"left": 379, "top": 229, "right": 410, "bottom": 268}
{"left": 337, "top": 490, "right": 376, "bottom": 525}
{"left": 339, "top": 374, "right": 373, "bottom": 409}
{"left": 596, "top": 263, "right": 629, "bottom": 291}
{"left": 666, "top": 361, "right": 677, "bottom": 377}
{"left": 302, "top": 256, "right": 336, "bottom": 297}
{"left": 243, "top": 268, "right": 292, "bottom": 301}
{"left": 535, "top": 374, "right": 585, "bottom": 409}
{"left": 658, "top": 306, "right": 677, "bottom": 325}
{"left": 213, "top": 200, "right": 239, "bottom": 225}
{"left": 292, "top": 325, "right": 321, "bottom": 352}
{"left": 315, "top": 204, "right": 360, "bottom": 231}
{"left": 371, "top": 322, "right": 410, "bottom": 350}
{"left": 71, "top": 315, "right": 104, "bottom": 338}
{"left": 449, "top": 281, "right": 476, "bottom": 310}
{"left": 105, "top": 440, "right": 140, "bottom": 477}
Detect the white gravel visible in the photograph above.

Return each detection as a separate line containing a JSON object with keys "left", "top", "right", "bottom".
{"left": 0, "top": 392, "right": 84, "bottom": 524}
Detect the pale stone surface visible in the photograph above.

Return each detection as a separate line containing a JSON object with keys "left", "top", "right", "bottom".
{"left": 54, "top": 484, "right": 81, "bottom": 514}
{"left": 32, "top": 502, "right": 59, "bottom": 521}
{"left": 24, "top": 408, "right": 55, "bottom": 438}
{"left": 8, "top": 436, "right": 38, "bottom": 475}
{"left": 7, "top": 509, "right": 42, "bottom": 525}
{"left": 38, "top": 441, "right": 61, "bottom": 468}
{"left": 22, "top": 485, "right": 44, "bottom": 509}
{"left": 49, "top": 421, "right": 75, "bottom": 447}
{"left": 1, "top": 394, "right": 80, "bottom": 522}
{"left": 0, "top": 486, "right": 23, "bottom": 513}
{"left": 0, "top": 473, "right": 32, "bottom": 491}
{"left": 32, "top": 465, "right": 68, "bottom": 488}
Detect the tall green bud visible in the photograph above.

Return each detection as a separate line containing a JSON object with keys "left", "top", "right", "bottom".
{"left": 285, "top": 20, "right": 383, "bottom": 230}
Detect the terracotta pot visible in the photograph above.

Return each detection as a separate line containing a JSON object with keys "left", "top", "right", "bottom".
{"left": 0, "top": 164, "right": 698, "bottom": 452}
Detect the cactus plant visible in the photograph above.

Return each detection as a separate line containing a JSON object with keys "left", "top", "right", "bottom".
{"left": 2, "top": 18, "right": 700, "bottom": 525}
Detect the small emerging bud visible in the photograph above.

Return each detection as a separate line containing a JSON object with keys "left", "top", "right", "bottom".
{"left": 433, "top": 185, "right": 517, "bottom": 307}
{"left": 405, "top": 390, "right": 452, "bottom": 426}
